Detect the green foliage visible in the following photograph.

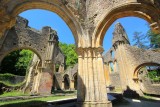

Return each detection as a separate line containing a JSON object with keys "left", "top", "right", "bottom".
{"left": 15, "top": 50, "right": 33, "bottom": 75}
{"left": 0, "top": 50, "right": 33, "bottom": 76}
{"left": 147, "top": 30, "right": 160, "bottom": 49}
{"left": 132, "top": 32, "right": 149, "bottom": 49}
{"left": 59, "top": 42, "right": 78, "bottom": 69}
{"left": 0, "top": 50, "right": 20, "bottom": 75}
{"left": 147, "top": 70, "right": 160, "bottom": 82}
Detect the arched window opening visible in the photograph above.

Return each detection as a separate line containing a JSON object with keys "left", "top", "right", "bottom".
{"left": 111, "top": 51, "right": 115, "bottom": 59}
{"left": 55, "top": 63, "right": 60, "bottom": 72}
{"left": 64, "top": 75, "right": 70, "bottom": 90}
{"left": 114, "top": 61, "right": 119, "bottom": 72}
{"left": 74, "top": 73, "right": 77, "bottom": 90}
{"left": 109, "top": 62, "right": 114, "bottom": 73}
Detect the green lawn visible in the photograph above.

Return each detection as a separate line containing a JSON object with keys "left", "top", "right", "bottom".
{"left": 0, "top": 95, "right": 75, "bottom": 107}
{"left": 0, "top": 91, "right": 28, "bottom": 97}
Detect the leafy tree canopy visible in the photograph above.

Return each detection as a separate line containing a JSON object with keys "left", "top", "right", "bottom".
{"left": 59, "top": 42, "right": 78, "bottom": 69}
{"left": 132, "top": 32, "right": 149, "bottom": 49}
{"left": 0, "top": 50, "right": 33, "bottom": 76}
{"left": 147, "top": 30, "right": 160, "bottom": 49}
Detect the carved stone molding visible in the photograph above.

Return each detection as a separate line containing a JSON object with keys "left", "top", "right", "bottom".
{"left": 77, "top": 47, "right": 104, "bottom": 58}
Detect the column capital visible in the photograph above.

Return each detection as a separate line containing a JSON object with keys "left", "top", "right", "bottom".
{"left": 77, "top": 47, "right": 104, "bottom": 58}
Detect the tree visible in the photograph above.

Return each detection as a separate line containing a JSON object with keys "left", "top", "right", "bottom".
{"left": 15, "top": 50, "right": 33, "bottom": 76}
{"left": 0, "top": 50, "right": 20, "bottom": 75}
{"left": 147, "top": 30, "right": 160, "bottom": 49}
{"left": 132, "top": 32, "right": 149, "bottom": 49}
{"left": 0, "top": 50, "right": 33, "bottom": 76}
{"left": 59, "top": 42, "right": 78, "bottom": 69}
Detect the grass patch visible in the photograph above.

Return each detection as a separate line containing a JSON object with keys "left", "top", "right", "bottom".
{"left": 52, "top": 90, "right": 77, "bottom": 95}
{"left": 0, "top": 91, "right": 28, "bottom": 97}
{"left": 0, "top": 95, "right": 75, "bottom": 106}
{"left": 0, "top": 73, "right": 25, "bottom": 87}
{"left": 0, "top": 81, "right": 25, "bottom": 87}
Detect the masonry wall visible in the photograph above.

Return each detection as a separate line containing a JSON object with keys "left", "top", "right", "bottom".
{"left": 122, "top": 45, "right": 160, "bottom": 90}
{"left": 109, "top": 72, "right": 122, "bottom": 89}
{"left": 0, "top": 16, "right": 51, "bottom": 63}
{"left": 140, "top": 78, "right": 160, "bottom": 95}
{"left": 103, "top": 43, "right": 160, "bottom": 94}
{"left": 139, "top": 73, "right": 160, "bottom": 95}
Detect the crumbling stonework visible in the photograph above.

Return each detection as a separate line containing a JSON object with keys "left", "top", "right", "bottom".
{"left": 0, "top": 16, "right": 66, "bottom": 95}
{"left": 1, "top": 0, "right": 160, "bottom": 106}
{"left": 103, "top": 23, "right": 160, "bottom": 95}
{"left": 138, "top": 67, "right": 160, "bottom": 95}
{"left": 54, "top": 64, "right": 78, "bottom": 91}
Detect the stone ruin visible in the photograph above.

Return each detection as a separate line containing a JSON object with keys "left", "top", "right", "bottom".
{"left": 103, "top": 23, "right": 160, "bottom": 96}
{"left": 0, "top": 15, "right": 159, "bottom": 100}
{"left": 1, "top": 1, "right": 160, "bottom": 106}
{"left": 0, "top": 16, "right": 65, "bottom": 95}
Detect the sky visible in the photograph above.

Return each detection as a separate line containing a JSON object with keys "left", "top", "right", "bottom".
{"left": 19, "top": 9, "right": 149, "bottom": 53}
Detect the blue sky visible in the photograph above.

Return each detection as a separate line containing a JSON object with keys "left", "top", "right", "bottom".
{"left": 19, "top": 9, "right": 149, "bottom": 52}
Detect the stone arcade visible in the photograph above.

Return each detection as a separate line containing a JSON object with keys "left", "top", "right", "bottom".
{"left": 1, "top": 0, "right": 160, "bottom": 107}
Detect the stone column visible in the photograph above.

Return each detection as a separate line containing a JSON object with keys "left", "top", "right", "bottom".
{"left": 77, "top": 47, "right": 112, "bottom": 107}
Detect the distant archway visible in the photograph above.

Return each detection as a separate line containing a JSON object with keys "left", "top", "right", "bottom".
{"left": 63, "top": 74, "right": 70, "bottom": 90}
{"left": 73, "top": 73, "right": 77, "bottom": 90}
{"left": 134, "top": 63, "right": 160, "bottom": 79}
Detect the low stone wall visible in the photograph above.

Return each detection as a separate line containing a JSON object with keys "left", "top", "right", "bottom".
{"left": 11, "top": 76, "right": 25, "bottom": 84}
{"left": 140, "top": 78, "right": 160, "bottom": 95}
{"left": 0, "top": 75, "right": 25, "bottom": 84}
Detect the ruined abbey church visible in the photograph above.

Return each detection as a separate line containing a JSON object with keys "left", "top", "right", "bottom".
{"left": 0, "top": 16, "right": 78, "bottom": 94}
{"left": 9, "top": 17, "right": 160, "bottom": 95}
{"left": 0, "top": 0, "right": 160, "bottom": 107}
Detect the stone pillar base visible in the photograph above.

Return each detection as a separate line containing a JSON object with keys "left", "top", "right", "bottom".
{"left": 77, "top": 101, "right": 112, "bottom": 107}
{"left": 37, "top": 70, "right": 53, "bottom": 95}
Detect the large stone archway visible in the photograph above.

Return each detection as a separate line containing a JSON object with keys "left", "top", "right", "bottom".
{"left": 1, "top": 0, "right": 160, "bottom": 107}
{"left": 0, "top": 0, "right": 84, "bottom": 47}
{"left": 133, "top": 63, "right": 160, "bottom": 95}
{"left": 93, "top": 0, "right": 160, "bottom": 47}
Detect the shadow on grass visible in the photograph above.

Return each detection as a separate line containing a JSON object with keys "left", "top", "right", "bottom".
{"left": 52, "top": 90, "right": 76, "bottom": 94}
{"left": 0, "top": 100, "right": 48, "bottom": 107}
